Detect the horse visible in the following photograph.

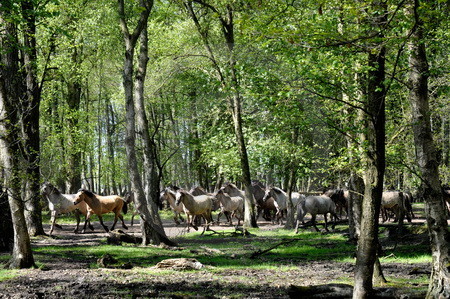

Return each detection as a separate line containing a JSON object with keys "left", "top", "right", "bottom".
{"left": 263, "top": 187, "right": 305, "bottom": 224}
{"left": 252, "top": 183, "right": 277, "bottom": 222}
{"left": 160, "top": 187, "right": 185, "bottom": 225}
{"left": 215, "top": 189, "right": 244, "bottom": 226}
{"left": 41, "top": 182, "right": 93, "bottom": 235}
{"left": 323, "top": 189, "right": 347, "bottom": 219}
{"left": 295, "top": 195, "right": 338, "bottom": 233}
{"left": 381, "top": 191, "right": 413, "bottom": 224}
{"left": 123, "top": 192, "right": 141, "bottom": 226}
{"left": 175, "top": 189, "right": 213, "bottom": 234}
{"left": 221, "top": 183, "right": 245, "bottom": 199}
{"left": 73, "top": 189, "right": 129, "bottom": 233}
{"left": 189, "top": 186, "right": 220, "bottom": 211}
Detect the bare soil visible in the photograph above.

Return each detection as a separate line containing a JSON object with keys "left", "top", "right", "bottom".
{"left": 0, "top": 217, "right": 431, "bottom": 298}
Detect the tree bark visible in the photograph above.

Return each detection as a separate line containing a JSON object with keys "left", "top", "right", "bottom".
{"left": 0, "top": 180, "right": 13, "bottom": 252}
{"left": 66, "top": 54, "right": 82, "bottom": 193}
{"left": 118, "top": 0, "right": 175, "bottom": 246}
{"left": 353, "top": 2, "right": 387, "bottom": 297}
{"left": 134, "top": 25, "right": 165, "bottom": 229}
{"left": 0, "top": 11, "right": 35, "bottom": 268}
{"left": 285, "top": 128, "right": 299, "bottom": 229}
{"left": 408, "top": 1, "right": 450, "bottom": 297}
{"left": 18, "top": 0, "right": 45, "bottom": 236}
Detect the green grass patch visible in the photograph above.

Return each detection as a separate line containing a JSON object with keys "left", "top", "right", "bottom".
{"left": 0, "top": 269, "right": 20, "bottom": 282}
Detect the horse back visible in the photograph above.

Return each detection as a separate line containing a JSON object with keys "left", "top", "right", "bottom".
{"left": 304, "top": 195, "right": 335, "bottom": 214}
{"left": 96, "top": 195, "right": 124, "bottom": 214}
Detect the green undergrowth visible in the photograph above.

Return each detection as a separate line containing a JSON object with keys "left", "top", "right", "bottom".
{"left": 26, "top": 225, "right": 431, "bottom": 270}
{"left": 0, "top": 224, "right": 431, "bottom": 296}
{"left": 0, "top": 269, "right": 21, "bottom": 282}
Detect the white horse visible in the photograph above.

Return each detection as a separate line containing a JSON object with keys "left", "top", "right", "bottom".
{"left": 175, "top": 189, "right": 213, "bottom": 234}
{"left": 263, "top": 187, "right": 305, "bottom": 224}
{"left": 41, "top": 182, "right": 93, "bottom": 235}
{"left": 160, "top": 187, "right": 186, "bottom": 225}
{"left": 295, "top": 195, "right": 338, "bottom": 233}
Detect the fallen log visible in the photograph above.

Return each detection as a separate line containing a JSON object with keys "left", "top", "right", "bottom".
{"left": 155, "top": 258, "right": 203, "bottom": 270}
{"left": 288, "top": 284, "right": 353, "bottom": 298}
{"left": 107, "top": 229, "right": 142, "bottom": 245}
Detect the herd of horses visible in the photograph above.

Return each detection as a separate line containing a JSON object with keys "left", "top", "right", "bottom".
{"left": 41, "top": 181, "right": 431, "bottom": 236}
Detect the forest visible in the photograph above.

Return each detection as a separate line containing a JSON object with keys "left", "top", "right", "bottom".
{"left": 0, "top": 0, "right": 449, "bottom": 298}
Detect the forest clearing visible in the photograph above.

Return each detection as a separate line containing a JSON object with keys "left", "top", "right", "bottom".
{"left": 0, "top": 207, "right": 434, "bottom": 298}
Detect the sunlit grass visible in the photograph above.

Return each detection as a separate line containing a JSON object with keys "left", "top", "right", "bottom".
{"left": 0, "top": 269, "right": 20, "bottom": 282}
{"left": 1, "top": 217, "right": 432, "bottom": 297}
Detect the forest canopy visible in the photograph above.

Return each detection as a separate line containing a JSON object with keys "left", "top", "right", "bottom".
{"left": 28, "top": 0, "right": 449, "bottom": 193}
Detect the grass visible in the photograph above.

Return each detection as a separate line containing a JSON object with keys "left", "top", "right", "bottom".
{"left": 0, "top": 218, "right": 432, "bottom": 296}
{"left": 24, "top": 225, "right": 430, "bottom": 270}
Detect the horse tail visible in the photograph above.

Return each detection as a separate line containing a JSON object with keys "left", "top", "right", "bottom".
{"left": 122, "top": 199, "right": 128, "bottom": 215}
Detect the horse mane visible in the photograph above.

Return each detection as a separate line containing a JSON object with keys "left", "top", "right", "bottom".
{"left": 79, "top": 188, "right": 95, "bottom": 198}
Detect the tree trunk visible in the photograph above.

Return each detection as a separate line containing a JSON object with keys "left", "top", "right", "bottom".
{"left": 348, "top": 174, "right": 364, "bottom": 241}
{"left": 118, "top": 0, "right": 175, "bottom": 246}
{"left": 185, "top": 1, "right": 257, "bottom": 227}
{"left": 408, "top": 1, "right": 450, "bottom": 297}
{"left": 134, "top": 26, "right": 164, "bottom": 229}
{"left": 224, "top": 6, "right": 257, "bottom": 229}
{"left": 353, "top": 3, "right": 387, "bottom": 296}
{"left": 0, "top": 13, "right": 35, "bottom": 268}
{"left": 285, "top": 128, "right": 299, "bottom": 230}
{"left": 66, "top": 70, "right": 82, "bottom": 193}
{"left": 0, "top": 182, "right": 13, "bottom": 252}
{"left": 18, "top": 0, "right": 44, "bottom": 236}
{"left": 106, "top": 99, "right": 118, "bottom": 194}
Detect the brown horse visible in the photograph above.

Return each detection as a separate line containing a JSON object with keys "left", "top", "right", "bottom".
{"left": 73, "top": 189, "right": 128, "bottom": 233}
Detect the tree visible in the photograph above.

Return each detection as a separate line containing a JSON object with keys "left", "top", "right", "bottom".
{"left": 183, "top": 0, "right": 257, "bottom": 228}
{"left": 408, "top": 0, "right": 450, "bottom": 297}
{"left": 353, "top": 1, "right": 388, "bottom": 296}
{"left": 21, "top": 0, "right": 45, "bottom": 236}
{"left": 118, "top": 0, "right": 175, "bottom": 246}
{"left": 0, "top": 0, "right": 36, "bottom": 268}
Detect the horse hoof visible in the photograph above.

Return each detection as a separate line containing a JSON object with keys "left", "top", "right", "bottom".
{"left": 123, "top": 225, "right": 128, "bottom": 230}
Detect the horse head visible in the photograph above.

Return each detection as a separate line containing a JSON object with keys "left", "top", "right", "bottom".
{"left": 74, "top": 188, "right": 93, "bottom": 205}
{"left": 262, "top": 188, "right": 272, "bottom": 202}
{"left": 175, "top": 189, "right": 187, "bottom": 206}
{"left": 41, "top": 182, "right": 57, "bottom": 196}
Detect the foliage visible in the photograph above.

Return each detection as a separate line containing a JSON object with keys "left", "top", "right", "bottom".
{"left": 31, "top": 0, "right": 450, "bottom": 193}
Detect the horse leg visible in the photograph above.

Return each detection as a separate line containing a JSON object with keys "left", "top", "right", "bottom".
{"left": 49, "top": 210, "right": 57, "bottom": 236}
{"left": 73, "top": 210, "right": 81, "bottom": 233}
{"left": 324, "top": 213, "right": 329, "bottom": 232}
{"left": 97, "top": 215, "right": 109, "bottom": 232}
{"left": 173, "top": 213, "right": 180, "bottom": 225}
{"left": 311, "top": 215, "right": 319, "bottom": 232}
{"left": 332, "top": 212, "right": 338, "bottom": 229}
{"left": 81, "top": 212, "right": 92, "bottom": 234}
{"left": 294, "top": 219, "right": 301, "bottom": 234}
{"left": 110, "top": 213, "right": 120, "bottom": 231}
{"left": 216, "top": 210, "right": 223, "bottom": 225}
{"left": 118, "top": 213, "right": 128, "bottom": 230}
{"left": 229, "top": 211, "right": 234, "bottom": 226}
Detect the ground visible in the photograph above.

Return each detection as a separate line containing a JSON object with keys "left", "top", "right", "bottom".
{"left": 0, "top": 216, "right": 431, "bottom": 298}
